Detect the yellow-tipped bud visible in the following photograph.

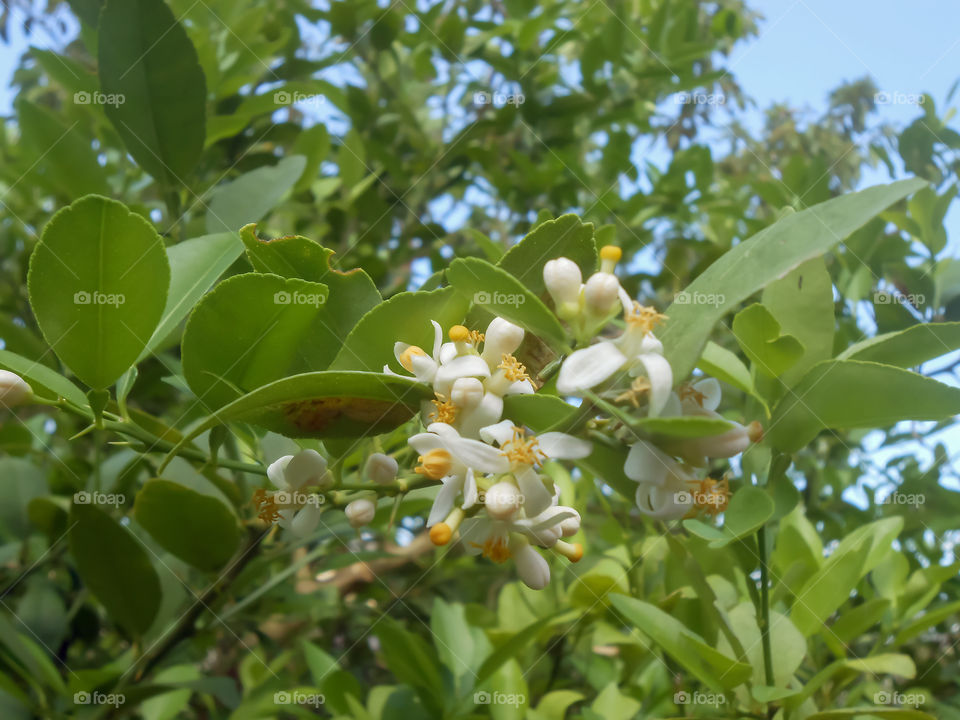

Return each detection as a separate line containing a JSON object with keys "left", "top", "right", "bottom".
{"left": 430, "top": 522, "right": 452, "bottom": 546}
{"left": 399, "top": 345, "right": 427, "bottom": 372}
{"left": 747, "top": 420, "right": 764, "bottom": 444}
{"left": 600, "top": 245, "right": 622, "bottom": 262}
{"left": 448, "top": 325, "right": 470, "bottom": 342}
{"left": 414, "top": 448, "right": 453, "bottom": 480}
{"left": 554, "top": 540, "right": 584, "bottom": 562}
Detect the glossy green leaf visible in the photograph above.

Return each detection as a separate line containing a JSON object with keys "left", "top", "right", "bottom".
{"left": 633, "top": 414, "right": 740, "bottom": 438}
{"left": 768, "top": 360, "right": 960, "bottom": 452}
{"left": 69, "top": 503, "right": 161, "bottom": 636}
{"left": 98, "top": 0, "right": 206, "bottom": 186}
{"left": 446, "top": 257, "right": 570, "bottom": 352}
{"left": 181, "top": 273, "right": 330, "bottom": 410}
{"left": 28, "top": 195, "right": 170, "bottom": 389}
{"left": 838, "top": 322, "right": 960, "bottom": 367}
{"left": 732, "top": 303, "right": 804, "bottom": 377}
{"left": 0, "top": 349, "right": 87, "bottom": 407}
{"left": 205, "top": 156, "right": 307, "bottom": 234}
{"left": 329, "top": 286, "right": 469, "bottom": 372}
{"left": 609, "top": 594, "right": 752, "bottom": 690}
{"left": 502, "top": 394, "right": 579, "bottom": 432}
{"left": 141, "top": 232, "right": 244, "bottom": 360}
{"left": 660, "top": 178, "right": 927, "bottom": 379}
{"left": 683, "top": 485, "right": 774, "bottom": 548}
{"left": 803, "top": 708, "right": 933, "bottom": 720}
{"left": 133, "top": 480, "right": 240, "bottom": 571}
{"left": 497, "top": 214, "right": 597, "bottom": 296}
{"left": 790, "top": 540, "right": 872, "bottom": 636}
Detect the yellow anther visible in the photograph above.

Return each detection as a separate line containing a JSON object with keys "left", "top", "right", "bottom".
{"left": 430, "top": 523, "right": 452, "bottom": 546}
{"left": 677, "top": 383, "right": 707, "bottom": 407}
{"left": 498, "top": 354, "right": 530, "bottom": 383}
{"left": 615, "top": 377, "right": 651, "bottom": 408}
{"left": 473, "top": 535, "right": 511, "bottom": 563}
{"left": 252, "top": 489, "right": 281, "bottom": 523}
{"left": 469, "top": 329, "right": 485, "bottom": 344}
{"left": 449, "top": 325, "right": 471, "bottom": 342}
{"left": 430, "top": 395, "right": 458, "bottom": 424}
{"left": 600, "top": 245, "right": 622, "bottom": 262}
{"left": 503, "top": 426, "right": 544, "bottom": 466}
{"left": 399, "top": 345, "right": 427, "bottom": 372}
{"left": 691, "top": 476, "right": 731, "bottom": 517}
{"left": 414, "top": 448, "right": 453, "bottom": 480}
{"left": 625, "top": 301, "right": 667, "bottom": 334}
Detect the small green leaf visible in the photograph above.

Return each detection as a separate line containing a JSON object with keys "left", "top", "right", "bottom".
{"left": 768, "top": 360, "right": 960, "bottom": 452}
{"left": 633, "top": 414, "right": 740, "bottom": 438}
{"left": 732, "top": 303, "right": 805, "bottom": 378}
{"left": 503, "top": 394, "right": 579, "bottom": 432}
{"left": 446, "top": 257, "right": 569, "bottom": 352}
{"left": 98, "top": 0, "right": 206, "bottom": 186}
{"left": 134, "top": 480, "right": 240, "bottom": 571}
{"left": 0, "top": 349, "right": 87, "bottom": 407}
{"left": 28, "top": 195, "right": 170, "bottom": 389}
{"left": 497, "top": 214, "right": 596, "bottom": 296}
{"left": 205, "top": 156, "right": 307, "bottom": 234}
{"left": 69, "top": 503, "right": 161, "bottom": 636}
{"left": 838, "top": 321, "right": 960, "bottom": 367}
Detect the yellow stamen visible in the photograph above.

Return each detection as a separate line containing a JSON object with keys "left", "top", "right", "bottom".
{"left": 614, "top": 376, "right": 651, "bottom": 408}
{"left": 498, "top": 354, "right": 530, "bottom": 383}
{"left": 554, "top": 540, "right": 584, "bottom": 562}
{"left": 430, "top": 523, "right": 452, "bottom": 546}
{"left": 469, "top": 329, "right": 485, "bottom": 344}
{"left": 252, "top": 488, "right": 281, "bottom": 523}
{"left": 449, "top": 325, "right": 471, "bottom": 342}
{"left": 625, "top": 301, "right": 667, "bottom": 334}
{"left": 677, "top": 383, "right": 707, "bottom": 407}
{"left": 399, "top": 345, "right": 427, "bottom": 372}
{"left": 690, "top": 476, "right": 731, "bottom": 516}
{"left": 414, "top": 448, "right": 452, "bottom": 480}
{"left": 600, "top": 245, "right": 622, "bottom": 262}
{"left": 503, "top": 426, "right": 544, "bottom": 466}
{"left": 430, "top": 395, "right": 458, "bottom": 424}
{"left": 472, "top": 534, "right": 511, "bottom": 563}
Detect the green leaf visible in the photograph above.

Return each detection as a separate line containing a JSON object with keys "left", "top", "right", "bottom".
{"left": 28, "top": 195, "right": 170, "bottom": 389}
{"left": 98, "top": 0, "right": 206, "bottom": 186}
{"left": 660, "top": 179, "right": 927, "bottom": 379}
{"left": 838, "top": 322, "right": 960, "bottom": 367}
{"left": 133, "top": 480, "right": 240, "bottom": 571}
{"left": 476, "top": 613, "right": 561, "bottom": 685}
{"left": 790, "top": 540, "right": 872, "bottom": 636}
{"left": 633, "top": 414, "right": 740, "bottom": 438}
{"left": 329, "top": 286, "right": 469, "bottom": 372}
{"left": 803, "top": 708, "right": 933, "bottom": 720}
{"left": 205, "top": 156, "right": 307, "bottom": 234}
{"left": 589, "top": 682, "right": 640, "bottom": 720}
{"left": 698, "top": 340, "right": 769, "bottom": 415}
{"left": 69, "top": 503, "right": 161, "bottom": 636}
{"left": 181, "top": 273, "right": 331, "bottom": 409}
{"left": 375, "top": 619, "right": 444, "bottom": 715}
{"left": 497, "top": 214, "right": 596, "bottom": 296}
{"left": 731, "top": 303, "right": 805, "bottom": 378}
{"left": 683, "top": 485, "right": 774, "bottom": 548}
{"left": 502, "top": 394, "right": 579, "bottom": 432}
{"left": 761, "top": 257, "right": 835, "bottom": 388}
{"left": 0, "top": 349, "right": 87, "bottom": 407}
{"left": 15, "top": 99, "right": 109, "bottom": 198}
{"left": 609, "top": 594, "right": 752, "bottom": 690}
{"left": 446, "top": 257, "right": 570, "bottom": 352}
{"left": 768, "top": 360, "right": 960, "bottom": 452}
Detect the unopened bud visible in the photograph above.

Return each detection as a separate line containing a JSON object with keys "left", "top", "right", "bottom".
{"left": 364, "top": 453, "right": 398, "bottom": 485}
{"left": 0, "top": 370, "right": 32, "bottom": 408}
{"left": 583, "top": 272, "right": 621, "bottom": 317}
{"left": 481, "top": 317, "right": 524, "bottom": 367}
{"left": 285, "top": 449, "right": 331, "bottom": 489}
{"left": 484, "top": 481, "right": 522, "bottom": 520}
{"left": 543, "top": 258, "right": 582, "bottom": 308}
{"left": 345, "top": 498, "right": 376, "bottom": 528}
{"left": 451, "top": 377, "right": 485, "bottom": 409}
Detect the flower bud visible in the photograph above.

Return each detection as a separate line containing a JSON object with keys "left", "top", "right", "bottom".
{"left": 481, "top": 317, "right": 525, "bottom": 368}
{"left": 345, "top": 498, "right": 376, "bottom": 528}
{"left": 364, "top": 453, "right": 398, "bottom": 485}
{"left": 583, "top": 272, "right": 621, "bottom": 317}
{"left": 285, "top": 449, "right": 330, "bottom": 490}
{"left": 512, "top": 541, "right": 550, "bottom": 590}
{"left": 484, "top": 481, "right": 522, "bottom": 520}
{"left": 543, "top": 258, "right": 582, "bottom": 310}
{"left": 450, "top": 377, "right": 485, "bottom": 409}
{"left": 559, "top": 509, "right": 581, "bottom": 537}
{"left": 0, "top": 371, "right": 32, "bottom": 408}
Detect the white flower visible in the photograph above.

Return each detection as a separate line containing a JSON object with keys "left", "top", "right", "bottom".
{"left": 263, "top": 449, "right": 329, "bottom": 537}
{"left": 556, "top": 302, "right": 673, "bottom": 416}
{"left": 624, "top": 440, "right": 696, "bottom": 520}
{"left": 543, "top": 257, "right": 583, "bottom": 316}
{"left": 513, "top": 541, "right": 551, "bottom": 589}
{"left": 480, "top": 318, "right": 525, "bottom": 371}
{"left": 583, "top": 271, "right": 622, "bottom": 318}
{"left": 0, "top": 370, "right": 32, "bottom": 408}
{"left": 660, "top": 378, "right": 755, "bottom": 465}
{"left": 364, "top": 453, "right": 398, "bottom": 485}
{"left": 345, "top": 498, "right": 376, "bottom": 528}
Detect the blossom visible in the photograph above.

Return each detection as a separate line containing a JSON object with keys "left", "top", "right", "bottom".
{"left": 256, "top": 449, "right": 330, "bottom": 537}
{"left": 345, "top": 498, "right": 376, "bottom": 528}
{"left": 623, "top": 440, "right": 696, "bottom": 521}
{"left": 364, "top": 453, "right": 398, "bottom": 485}
{"left": 0, "top": 370, "right": 32, "bottom": 408}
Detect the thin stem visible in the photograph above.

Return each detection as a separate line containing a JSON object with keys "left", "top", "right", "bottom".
{"left": 758, "top": 524, "right": 775, "bottom": 690}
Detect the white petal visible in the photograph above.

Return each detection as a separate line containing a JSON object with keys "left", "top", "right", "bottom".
{"left": 289, "top": 505, "right": 322, "bottom": 537}
{"left": 624, "top": 441, "right": 671, "bottom": 486}
{"left": 639, "top": 333, "right": 664, "bottom": 355}
{"left": 635, "top": 482, "right": 688, "bottom": 520}
{"left": 636, "top": 352, "right": 673, "bottom": 417}
{"left": 458, "top": 518, "right": 489, "bottom": 555}
{"left": 448, "top": 435, "right": 511, "bottom": 474}
{"left": 516, "top": 466, "right": 553, "bottom": 516}
{"left": 661, "top": 391, "right": 682, "bottom": 417}
{"left": 267, "top": 456, "right": 292, "bottom": 490}
{"left": 692, "top": 377, "right": 722, "bottom": 411}
{"left": 393, "top": 341, "right": 411, "bottom": 364}
{"left": 433, "top": 355, "right": 491, "bottom": 397}
{"left": 513, "top": 543, "right": 551, "bottom": 590}
{"left": 438, "top": 342, "right": 458, "bottom": 364}
{"left": 538, "top": 432, "right": 592, "bottom": 460}
{"left": 505, "top": 379, "right": 535, "bottom": 395}
{"left": 408, "top": 431, "right": 445, "bottom": 454}
{"left": 284, "top": 449, "right": 328, "bottom": 489}
{"left": 430, "top": 320, "right": 443, "bottom": 359}
{"left": 556, "top": 342, "right": 627, "bottom": 394}
{"left": 426, "top": 422, "right": 460, "bottom": 438}
{"left": 462, "top": 468, "right": 478, "bottom": 509}
{"left": 427, "top": 475, "right": 460, "bottom": 527}
{"left": 458, "top": 392, "right": 504, "bottom": 439}
{"left": 479, "top": 419, "right": 515, "bottom": 446}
